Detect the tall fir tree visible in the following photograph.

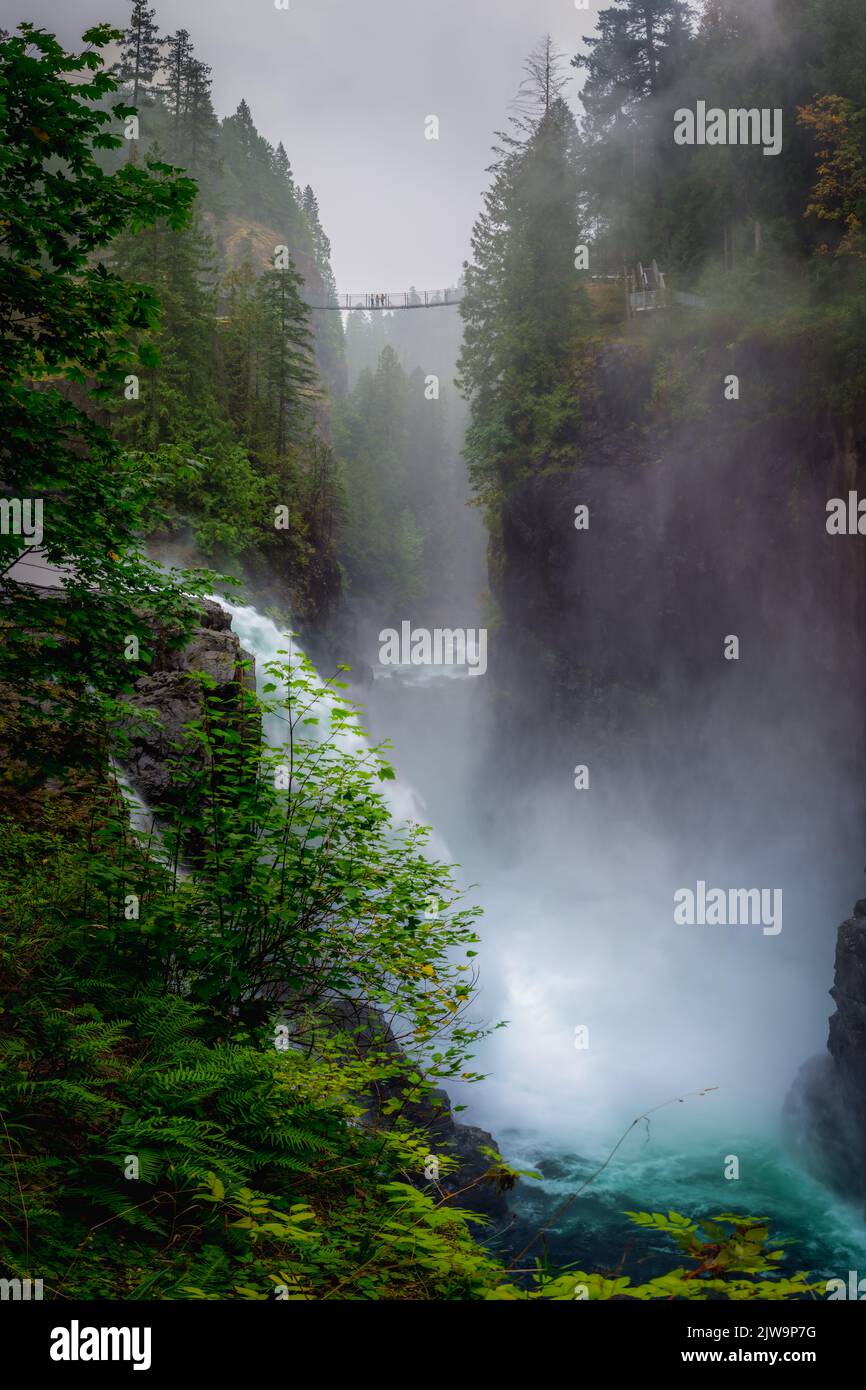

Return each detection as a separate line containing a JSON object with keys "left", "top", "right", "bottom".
{"left": 274, "top": 140, "right": 295, "bottom": 194}
{"left": 228, "top": 98, "right": 257, "bottom": 160}
{"left": 182, "top": 54, "right": 219, "bottom": 171}
{"left": 108, "top": 206, "right": 225, "bottom": 452}
{"left": 574, "top": 1, "right": 694, "bottom": 135}
{"left": 571, "top": 2, "right": 697, "bottom": 268}
{"left": 113, "top": 0, "right": 162, "bottom": 107}
{"left": 338, "top": 347, "right": 412, "bottom": 601}
{"left": 302, "top": 185, "right": 337, "bottom": 296}
{"left": 163, "top": 28, "right": 192, "bottom": 157}
{"left": 218, "top": 259, "right": 269, "bottom": 456}
{"left": 458, "top": 41, "right": 590, "bottom": 501}
{"left": 257, "top": 253, "right": 320, "bottom": 457}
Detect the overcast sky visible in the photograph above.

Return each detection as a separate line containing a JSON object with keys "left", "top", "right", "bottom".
{"left": 1, "top": 0, "right": 600, "bottom": 290}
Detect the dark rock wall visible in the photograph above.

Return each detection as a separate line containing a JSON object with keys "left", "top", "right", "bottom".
{"left": 123, "top": 599, "right": 257, "bottom": 809}
{"left": 786, "top": 903, "right": 866, "bottom": 1201}
{"left": 491, "top": 342, "right": 866, "bottom": 761}
{"left": 296, "top": 997, "right": 511, "bottom": 1222}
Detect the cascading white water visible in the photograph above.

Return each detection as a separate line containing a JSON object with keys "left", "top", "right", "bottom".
{"left": 217, "top": 595, "right": 866, "bottom": 1277}
{"left": 110, "top": 758, "right": 176, "bottom": 872}
{"left": 220, "top": 599, "right": 451, "bottom": 860}
{"left": 112, "top": 595, "right": 449, "bottom": 876}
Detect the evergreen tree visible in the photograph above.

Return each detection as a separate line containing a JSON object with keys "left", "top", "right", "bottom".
{"left": 338, "top": 346, "right": 420, "bottom": 599}
{"left": 404, "top": 367, "right": 456, "bottom": 600}
{"left": 343, "top": 309, "right": 379, "bottom": 383}
{"left": 302, "top": 185, "right": 337, "bottom": 295}
{"left": 299, "top": 184, "right": 345, "bottom": 390}
{"left": 163, "top": 28, "right": 192, "bottom": 154}
{"left": 274, "top": 140, "right": 295, "bottom": 194}
{"left": 220, "top": 101, "right": 305, "bottom": 235}
{"left": 109, "top": 209, "right": 225, "bottom": 451}
{"left": 182, "top": 54, "right": 219, "bottom": 171}
{"left": 458, "top": 42, "right": 590, "bottom": 501}
{"left": 257, "top": 254, "right": 319, "bottom": 456}
{"left": 571, "top": 2, "right": 697, "bottom": 268}
{"left": 574, "top": 1, "right": 694, "bottom": 135}
{"left": 228, "top": 98, "right": 257, "bottom": 161}
{"left": 112, "top": 0, "right": 162, "bottom": 107}
{"left": 218, "top": 258, "right": 270, "bottom": 455}
{"left": 301, "top": 437, "right": 343, "bottom": 564}
{"left": 394, "top": 507, "right": 425, "bottom": 604}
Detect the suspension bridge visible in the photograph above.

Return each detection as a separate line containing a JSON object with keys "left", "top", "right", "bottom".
{"left": 305, "top": 287, "right": 466, "bottom": 311}
{"left": 212, "top": 266, "right": 705, "bottom": 326}
{"left": 301, "top": 268, "right": 704, "bottom": 315}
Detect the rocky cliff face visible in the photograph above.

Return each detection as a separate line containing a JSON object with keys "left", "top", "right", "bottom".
{"left": 490, "top": 339, "right": 866, "bottom": 771}
{"left": 122, "top": 598, "right": 257, "bottom": 811}
{"left": 308, "top": 998, "right": 511, "bottom": 1221}
{"left": 785, "top": 901, "right": 866, "bottom": 1202}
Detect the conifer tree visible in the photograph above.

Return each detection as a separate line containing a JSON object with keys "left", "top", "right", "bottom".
{"left": 109, "top": 209, "right": 225, "bottom": 451}
{"left": 574, "top": 1, "right": 694, "bottom": 135}
{"left": 513, "top": 35, "right": 572, "bottom": 125}
{"left": 338, "top": 346, "right": 420, "bottom": 599}
{"left": 257, "top": 253, "right": 319, "bottom": 456}
{"left": 218, "top": 259, "right": 268, "bottom": 453}
{"left": 113, "top": 0, "right": 162, "bottom": 107}
{"left": 229, "top": 98, "right": 257, "bottom": 160}
{"left": 182, "top": 54, "right": 219, "bottom": 170}
{"left": 458, "top": 41, "right": 590, "bottom": 500}
{"left": 299, "top": 183, "right": 345, "bottom": 388}
{"left": 274, "top": 140, "right": 295, "bottom": 193}
{"left": 163, "top": 27, "right": 192, "bottom": 153}
{"left": 302, "top": 185, "right": 337, "bottom": 293}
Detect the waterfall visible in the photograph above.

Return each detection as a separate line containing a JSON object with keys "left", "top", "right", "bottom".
{"left": 128, "top": 595, "right": 866, "bottom": 1277}
{"left": 220, "top": 599, "right": 452, "bottom": 860}
{"left": 110, "top": 758, "right": 176, "bottom": 873}
{"left": 111, "top": 596, "right": 450, "bottom": 877}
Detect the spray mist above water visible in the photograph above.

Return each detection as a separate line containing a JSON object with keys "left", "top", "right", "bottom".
{"left": 219, "top": 588, "right": 861, "bottom": 1160}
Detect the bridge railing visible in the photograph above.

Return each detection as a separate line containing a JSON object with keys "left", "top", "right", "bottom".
{"left": 306, "top": 287, "right": 466, "bottom": 311}
{"left": 626, "top": 287, "right": 707, "bottom": 313}
{"left": 625, "top": 261, "right": 706, "bottom": 316}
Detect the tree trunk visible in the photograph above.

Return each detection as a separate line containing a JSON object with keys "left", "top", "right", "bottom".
{"left": 644, "top": 8, "right": 657, "bottom": 90}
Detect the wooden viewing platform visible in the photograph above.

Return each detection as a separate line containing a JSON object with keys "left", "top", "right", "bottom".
{"left": 625, "top": 261, "right": 705, "bottom": 316}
